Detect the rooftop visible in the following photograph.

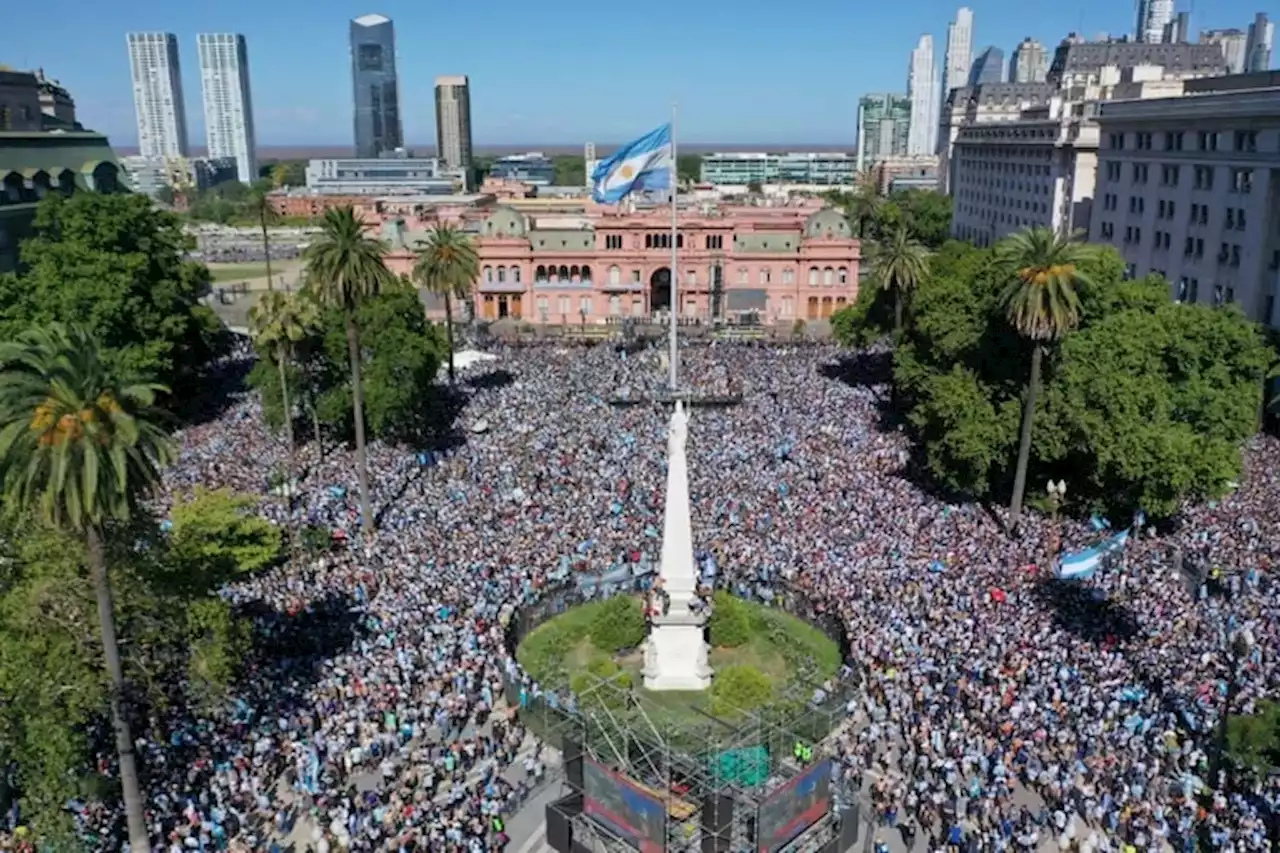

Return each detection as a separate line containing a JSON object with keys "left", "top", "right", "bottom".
{"left": 1048, "top": 40, "right": 1227, "bottom": 80}
{"left": 352, "top": 13, "right": 391, "bottom": 27}
{"left": 1096, "top": 86, "right": 1280, "bottom": 121}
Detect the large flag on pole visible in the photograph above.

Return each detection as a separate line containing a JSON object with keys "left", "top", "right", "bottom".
{"left": 591, "top": 124, "right": 673, "bottom": 203}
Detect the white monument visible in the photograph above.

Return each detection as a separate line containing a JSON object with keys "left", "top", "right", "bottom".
{"left": 642, "top": 400, "right": 713, "bottom": 691}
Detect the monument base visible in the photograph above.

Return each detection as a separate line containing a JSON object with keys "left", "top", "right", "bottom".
{"left": 642, "top": 618, "right": 712, "bottom": 691}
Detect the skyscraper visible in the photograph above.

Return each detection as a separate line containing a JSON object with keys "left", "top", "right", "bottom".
{"left": 126, "top": 32, "right": 188, "bottom": 158}
{"left": 943, "top": 7, "right": 974, "bottom": 101}
{"left": 197, "top": 34, "right": 256, "bottom": 184}
{"left": 350, "top": 14, "right": 402, "bottom": 158}
{"left": 1136, "top": 0, "right": 1175, "bottom": 43}
{"left": 1245, "top": 12, "right": 1274, "bottom": 72}
{"left": 434, "top": 75, "right": 473, "bottom": 177}
{"left": 1010, "top": 37, "right": 1049, "bottom": 82}
{"left": 855, "top": 93, "right": 911, "bottom": 172}
{"left": 1162, "top": 11, "right": 1191, "bottom": 43}
{"left": 968, "top": 46, "right": 1005, "bottom": 85}
{"left": 908, "top": 35, "right": 939, "bottom": 156}
{"left": 1200, "top": 29, "right": 1249, "bottom": 74}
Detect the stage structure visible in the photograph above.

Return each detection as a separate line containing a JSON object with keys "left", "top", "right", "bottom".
{"left": 515, "top": 667, "right": 860, "bottom": 853}
{"left": 642, "top": 400, "right": 712, "bottom": 691}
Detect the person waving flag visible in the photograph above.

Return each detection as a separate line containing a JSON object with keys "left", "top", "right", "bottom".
{"left": 591, "top": 124, "right": 673, "bottom": 203}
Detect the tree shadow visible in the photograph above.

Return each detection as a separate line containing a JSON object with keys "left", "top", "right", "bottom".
{"left": 170, "top": 354, "right": 253, "bottom": 427}
{"left": 817, "top": 349, "right": 894, "bottom": 390}
{"left": 1031, "top": 577, "right": 1140, "bottom": 644}
{"left": 466, "top": 368, "right": 515, "bottom": 392}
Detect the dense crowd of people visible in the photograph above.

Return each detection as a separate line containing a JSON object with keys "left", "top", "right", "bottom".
{"left": 15, "top": 340, "right": 1279, "bottom": 852}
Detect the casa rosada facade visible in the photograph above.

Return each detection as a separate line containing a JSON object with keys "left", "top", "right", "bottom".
{"left": 377, "top": 200, "right": 861, "bottom": 324}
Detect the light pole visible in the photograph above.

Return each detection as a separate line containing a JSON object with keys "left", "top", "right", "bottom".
{"left": 1047, "top": 479, "right": 1067, "bottom": 559}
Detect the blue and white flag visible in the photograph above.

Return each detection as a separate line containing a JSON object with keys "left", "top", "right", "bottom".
{"left": 591, "top": 124, "right": 673, "bottom": 203}
{"left": 1057, "top": 529, "right": 1130, "bottom": 580}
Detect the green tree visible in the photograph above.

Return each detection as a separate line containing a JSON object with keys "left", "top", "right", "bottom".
{"left": 0, "top": 193, "right": 220, "bottom": 395}
{"left": 708, "top": 591, "right": 752, "bottom": 647}
{"left": 1226, "top": 700, "right": 1280, "bottom": 776}
{"left": 248, "top": 290, "right": 320, "bottom": 479}
{"left": 845, "top": 183, "right": 884, "bottom": 240}
{"left": 588, "top": 595, "right": 646, "bottom": 653}
{"left": 869, "top": 221, "right": 930, "bottom": 333}
{"left": 677, "top": 154, "right": 702, "bottom": 184}
{"left": 245, "top": 180, "right": 279, "bottom": 290}
{"left": 167, "top": 487, "right": 282, "bottom": 587}
{"left": 303, "top": 206, "right": 395, "bottom": 536}
{"left": 996, "top": 227, "right": 1096, "bottom": 525}
{"left": 888, "top": 188, "right": 953, "bottom": 249}
{"left": 413, "top": 223, "right": 479, "bottom": 383}
{"left": 0, "top": 324, "right": 176, "bottom": 851}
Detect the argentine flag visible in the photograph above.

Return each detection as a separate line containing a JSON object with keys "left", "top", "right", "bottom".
{"left": 591, "top": 124, "right": 673, "bottom": 204}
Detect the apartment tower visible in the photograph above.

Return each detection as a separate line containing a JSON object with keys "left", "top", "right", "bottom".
{"left": 126, "top": 32, "right": 189, "bottom": 158}
{"left": 197, "top": 34, "right": 257, "bottom": 183}
{"left": 1245, "top": 13, "right": 1274, "bottom": 72}
{"left": 908, "top": 35, "right": 939, "bottom": 156}
{"left": 856, "top": 93, "right": 911, "bottom": 172}
{"left": 1201, "top": 29, "right": 1249, "bottom": 74}
{"left": 434, "top": 75, "right": 473, "bottom": 177}
{"left": 943, "top": 7, "right": 974, "bottom": 101}
{"left": 1010, "top": 37, "right": 1049, "bottom": 82}
{"left": 350, "top": 14, "right": 402, "bottom": 158}
{"left": 1136, "top": 0, "right": 1175, "bottom": 42}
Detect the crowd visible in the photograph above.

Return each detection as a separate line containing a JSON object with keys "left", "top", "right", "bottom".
{"left": 14, "top": 340, "right": 1279, "bottom": 852}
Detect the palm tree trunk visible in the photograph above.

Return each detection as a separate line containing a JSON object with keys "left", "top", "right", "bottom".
{"left": 310, "top": 401, "right": 323, "bottom": 461}
{"left": 86, "top": 524, "right": 149, "bottom": 851}
{"left": 1009, "top": 343, "right": 1043, "bottom": 526}
{"left": 345, "top": 310, "right": 374, "bottom": 535}
{"left": 443, "top": 291, "right": 456, "bottom": 384}
{"left": 260, "top": 211, "right": 274, "bottom": 292}
{"left": 277, "top": 344, "right": 295, "bottom": 472}
{"left": 894, "top": 288, "right": 904, "bottom": 333}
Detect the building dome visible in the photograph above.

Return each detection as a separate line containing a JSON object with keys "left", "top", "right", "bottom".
{"left": 803, "top": 208, "right": 851, "bottom": 239}
{"left": 482, "top": 205, "right": 528, "bottom": 237}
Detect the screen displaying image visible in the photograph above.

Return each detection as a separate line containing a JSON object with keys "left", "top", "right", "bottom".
{"left": 756, "top": 760, "right": 832, "bottom": 853}
{"left": 357, "top": 43, "right": 384, "bottom": 72}
{"left": 583, "top": 759, "right": 667, "bottom": 853}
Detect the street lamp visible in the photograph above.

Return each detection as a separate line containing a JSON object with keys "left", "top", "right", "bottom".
{"left": 1046, "top": 479, "right": 1067, "bottom": 521}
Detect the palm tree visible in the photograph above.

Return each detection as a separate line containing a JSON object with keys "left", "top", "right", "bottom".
{"left": 412, "top": 222, "right": 479, "bottom": 384}
{"left": 0, "top": 323, "right": 175, "bottom": 852}
{"left": 248, "top": 290, "right": 319, "bottom": 479}
{"left": 869, "top": 221, "right": 929, "bottom": 333}
{"left": 996, "top": 227, "right": 1097, "bottom": 526}
{"left": 245, "top": 182, "right": 279, "bottom": 290}
{"left": 302, "top": 206, "right": 394, "bottom": 535}
{"left": 846, "top": 180, "right": 884, "bottom": 240}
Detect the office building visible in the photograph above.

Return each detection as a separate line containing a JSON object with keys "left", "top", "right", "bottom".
{"left": 943, "top": 7, "right": 975, "bottom": 102}
{"left": 350, "top": 14, "right": 402, "bottom": 158}
{"left": 856, "top": 93, "right": 911, "bottom": 172}
{"left": 197, "top": 34, "right": 256, "bottom": 184}
{"left": 434, "top": 75, "right": 472, "bottom": 179}
{"left": 1245, "top": 13, "right": 1274, "bottom": 73}
{"left": 1010, "top": 38, "right": 1049, "bottom": 83}
{"left": 126, "top": 32, "right": 189, "bottom": 158}
{"left": 1089, "top": 81, "right": 1280, "bottom": 327}
{"left": 489, "top": 153, "right": 557, "bottom": 186}
{"left": 304, "top": 155, "right": 459, "bottom": 195}
{"left": 908, "top": 35, "right": 939, "bottom": 155}
{"left": 969, "top": 47, "right": 1005, "bottom": 85}
{"left": 375, "top": 202, "right": 860, "bottom": 325}
{"left": 1136, "top": 0, "right": 1175, "bottom": 43}
{"left": 699, "top": 152, "right": 856, "bottom": 186}
{"left": 1162, "top": 12, "right": 1191, "bottom": 44}
{"left": 1046, "top": 39, "right": 1228, "bottom": 88}
{"left": 869, "top": 155, "right": 940, "bottom": 195}
{"left": 1202, "top": 29, "right": 1249, "bottom": 74}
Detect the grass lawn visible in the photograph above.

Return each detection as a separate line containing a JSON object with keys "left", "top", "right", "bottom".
{"left": 208, "top": 263, "right": 271, "bottom": 283}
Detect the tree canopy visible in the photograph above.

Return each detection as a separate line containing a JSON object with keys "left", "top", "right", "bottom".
{"left": 834, "top": 240, "right": 1271, "bottom": 519}
{"left": 0, "top": 194, "right": 225, "bottom": 396}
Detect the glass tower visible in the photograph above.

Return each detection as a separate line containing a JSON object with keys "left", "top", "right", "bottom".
{"left": 349, "top": 14, "right": 402, "bottom": 158}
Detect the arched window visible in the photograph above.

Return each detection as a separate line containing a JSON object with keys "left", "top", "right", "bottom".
{"left": 558, "top": 265, "right": 570, "bottom": 280}
{"left": 645, "top": 234, "right": 653, "bottom": 249}
{"left": 823, "top": 267, "right": 834, "bottom": 285}
{"left": 808, "top": 266, "right": 819, "bottom": 286}
{"left": 582, "top": 265, "right": 593, "bottom": 282}
{"left": 536, "top": 265, "right": 547, "bottom": 281}
{"left": 496, "top": 266, "right": 506, "bottom": 283}
{"left": 569, "top": 265, "right": 580, "bottom": 280}
{"left": 676, "top": 234, "right": 684, "bottom": 248}
{"left": 512, "top": 267, "right": 521, "bottom": 283}
{"left": 837, "top": 267, "right": 848, "bottom": 284}
{"left": 483, "top": 265, "right": 493, "bottom": 283}
{"left": 609, "top": 265, "right": 621, "bottom": 285}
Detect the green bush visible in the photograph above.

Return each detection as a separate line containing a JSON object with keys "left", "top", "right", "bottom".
{"left": 708, "top": 591, "right": 752, "bottom": 648}
{"left": 709, "top": 665, "right": 774, "bottom": 717}
{"left": 588, "top": 595, "right": 646, "bottom": 653}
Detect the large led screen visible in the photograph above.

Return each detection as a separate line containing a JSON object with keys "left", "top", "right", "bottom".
{"left": 756, "top": 760, "right": 832, "bottom": 853}
{"left": 583, "top": 758, "right": 667, "bottom": 853}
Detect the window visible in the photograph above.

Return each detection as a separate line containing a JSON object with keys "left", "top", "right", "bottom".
{"left": 1164, "top": 131, "right": 1184, "bottom": 151}
{"left": 1130, "top": 163, "right": 1149, "bottom": 184}
{"left": 512, "top": 267, "right": 521, "bottom": 283}
{"left": 780, "top": 296, "right": 794, "bottom": 318}
{"left": 808, "top": 266, "right": 818, "bottom": 285}
{"left": 1128, "top": 196, "right": 1144, "bottom": 214}
{"left": 738, "top": 267, "right": 748, "bottom": 285}
{"left": 608, "top": 265, "right": 621, "bottom": 285}
{"left": 1108, "top": 132, "right": 1125, "bottom": 149}
{"left": 631, "top": 269, "right": 641, "bottom": 283}
{"left": 1188, "top": 203, "right": 1208, "bottom": 226}
{"left": 483, "top": 265, "right": 493, "bottom": 283}
{"left": 1105, "top": 162, "right": 1122, "bottom": 181}
{"left": 1231, "top": 168, "right": 1253, "bottom": 193}
{"left": 838, "top": 267, "right": 848, "bottom": 284}
{"left": 609, "top": 295, "right": 622, "bottom": 316}
{"left": 1193, "top": 166, "right": 1214, "bottom": 190}
{"left": 579, "top": 296, "right": 592, "bottom": 317}
{"left": 1136, "top": 132, "right": 1153, "bottom": 150}
{"left": 535, "top": 296, "right": 549, "bottom": 319}
{"left": 1198, "top": 131, "right": 1217, "bottom": 151}
{"left": 1160, "top": 165, "right": 1180, "bottom": 186}
{"left": 1234, "top": 130, "right": 1258, "bottom": 152}
{"left": 781, "top": 267, "right": 794, "bottom": 284}
{"left": 759, "top": 268, "right": 771, "bottom": 284}
{"left": 605, "top": 234, "right": 623, "bottom": 249}
{"left": 557, "top": 296, "right": 570, "bottom": 316}
{"left": 1100, "top": 222, "right": 1114, "bottom": 239}
{"left": 686, "top": 270, "right": 696, "bottom": 286}
{"left": 496, "top": 266, "right": 506, "bottom": 283}
{"left": 823, "top": 267, "right": 834, "bottom": 285}
{"left": 705, "top": 235, "right": 723, "bottom": 250}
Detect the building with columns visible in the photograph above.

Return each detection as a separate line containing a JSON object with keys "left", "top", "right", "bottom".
{"left": 375, "top": 200, "right": 860, "bottom": 325}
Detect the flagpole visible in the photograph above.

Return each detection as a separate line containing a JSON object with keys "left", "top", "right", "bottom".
{"left": 668, "top": 102, "right": 679, "bottom": 391}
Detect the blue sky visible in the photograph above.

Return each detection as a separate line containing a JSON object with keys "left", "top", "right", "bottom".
{"left": 9, "top": 0, "right": 1263, "bottom": 147}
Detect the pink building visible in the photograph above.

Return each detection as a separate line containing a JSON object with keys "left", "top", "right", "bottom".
{"left": 380, "top": 200, "right": 860, "bottom": 324}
